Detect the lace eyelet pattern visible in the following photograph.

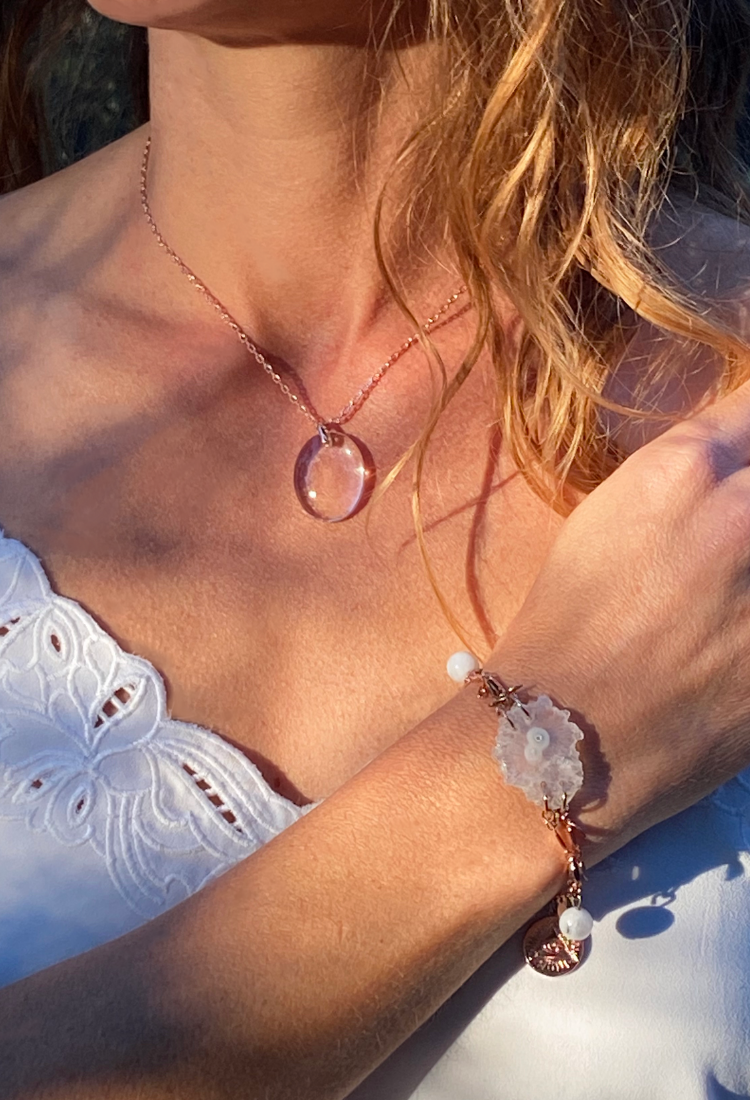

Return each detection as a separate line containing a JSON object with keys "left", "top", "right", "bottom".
{"left": 0, "top": 532, "right": 309, "bottom": 918}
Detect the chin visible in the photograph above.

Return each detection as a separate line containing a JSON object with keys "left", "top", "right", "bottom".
{"left": 86, "top": 0, "right": 263, "bottom": 32}
{"left": 85, "top": 0, "right": 367, "bottom": 40}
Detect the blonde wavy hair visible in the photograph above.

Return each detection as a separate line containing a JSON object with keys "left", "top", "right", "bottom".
{"left": 363, "top": 0, "right": 750, "bottom": 638}
{"left": 374, "top": 0, "right": 750, "bottom": 491}
{"left": 2, "top": 0, "right": 750, "bottom": 636}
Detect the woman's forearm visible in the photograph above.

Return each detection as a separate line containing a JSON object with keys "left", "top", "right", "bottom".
{"left": 0, "top": 657, "right": 590, "bottom": 1100}
{"left": 6, "top": 361, "right": 750, "bottom": 1099}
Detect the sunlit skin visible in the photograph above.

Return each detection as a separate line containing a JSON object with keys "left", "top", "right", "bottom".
{"left": 0, "top": 0, "right": 743, "bottom": 803}
{"left": 2, "top": 2, "right": 750, "bottom": 1096}
{"left": 0, "top": 0, "right": 544, "bottom": 804}
{"left": 89, "top": 0, "right": 446, "bottom": 379}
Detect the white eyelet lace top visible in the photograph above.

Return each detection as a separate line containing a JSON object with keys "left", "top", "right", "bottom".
{"left": 1, "top": 527, "right": 749, "bottom": 1100}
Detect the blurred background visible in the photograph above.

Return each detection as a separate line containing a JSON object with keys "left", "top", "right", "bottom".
{"left": 0, "top": 4, "right": 147, "bottom": 188}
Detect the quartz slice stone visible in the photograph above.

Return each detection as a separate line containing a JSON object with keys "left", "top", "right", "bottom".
{"left": 493, "top": 694, "right": 584, "bottom": 809}
{"left": 293, "top": 427, "right": 375, "bottom": 523}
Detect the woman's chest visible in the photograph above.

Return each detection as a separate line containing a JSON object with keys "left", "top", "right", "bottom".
{"left": 0, "top": 339, "right": 564, "bottom": 802}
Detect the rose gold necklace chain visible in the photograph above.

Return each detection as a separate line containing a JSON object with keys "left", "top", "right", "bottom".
{"left": 139, "top": 137, "right": 472, "bottom": 523}
{"left": 139, "top": 137, "right": 470, "bottom": 431}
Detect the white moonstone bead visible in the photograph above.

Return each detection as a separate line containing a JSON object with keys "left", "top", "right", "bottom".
{"left": 527, "top": 726, "right": 550, "bottom": 750}
{"left": 523, "top": 726, "right": 550, "bottom": 763}
{"left": 446, "top": 651, "right": 480, "bottom": 683}
{"left": 558, "top": 906, "right": 594, "bottom": 941}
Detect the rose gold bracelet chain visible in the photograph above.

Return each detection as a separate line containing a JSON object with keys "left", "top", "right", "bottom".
{"left": 451, "top": 653, "right": 592, "bottom": 977}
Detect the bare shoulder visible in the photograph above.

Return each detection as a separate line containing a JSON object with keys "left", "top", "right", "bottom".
{"left": 0, "top": 124, "right": 155, "bottom": 405}
{"left": 0, "top": 125, "right": 161, "bottom": 526}
{"left": 0, "top": 127, "right": 144, "bottom": 272}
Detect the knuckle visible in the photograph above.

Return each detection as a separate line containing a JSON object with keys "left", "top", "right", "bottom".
{"left": 655, "top": 426, "right": 738, "bottom": 487}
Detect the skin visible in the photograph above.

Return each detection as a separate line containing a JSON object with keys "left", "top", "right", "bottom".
{"left": 2, "top": 1, "right": 750, "bottom": 1096}
{"left": 0, "top": 0, "right": 559, "bottom": 804}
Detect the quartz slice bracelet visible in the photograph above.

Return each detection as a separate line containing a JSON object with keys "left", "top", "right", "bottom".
{"left": 447, "top": 650, "right": 592, "bottom": 976}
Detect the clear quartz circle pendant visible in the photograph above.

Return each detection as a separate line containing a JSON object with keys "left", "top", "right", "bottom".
{"left": 293, "top": 424, "right": 376, "bottom": 523}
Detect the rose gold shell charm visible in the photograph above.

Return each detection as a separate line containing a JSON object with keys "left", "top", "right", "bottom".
{"left": 521, "top": 803, "right": 589, "bottom": 975}
{"left": 523, "top": 915, "right": 585, "bottom": 976}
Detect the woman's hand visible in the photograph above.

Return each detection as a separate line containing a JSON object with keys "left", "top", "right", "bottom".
{"left": 491, "top": 376, "right": 750, "bottom": 849}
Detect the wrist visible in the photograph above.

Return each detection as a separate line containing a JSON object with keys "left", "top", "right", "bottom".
{"left": 482, "top": 637, "right": 649, "bottom": 866}
{"left": 444, "top": 646, "right": 607, "bottom": 974}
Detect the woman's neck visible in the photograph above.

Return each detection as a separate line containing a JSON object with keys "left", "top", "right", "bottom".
{"left": 146, "top": 26, "right": 455, "bottom": 375}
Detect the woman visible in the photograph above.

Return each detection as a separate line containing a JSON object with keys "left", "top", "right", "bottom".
{"left": 1, "top": 0, "right": 750, "bottom": 1096}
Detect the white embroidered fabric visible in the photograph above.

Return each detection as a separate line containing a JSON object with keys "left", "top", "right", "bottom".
{"left": 0, "top": 530, "right": 307, "bottom": 923}
{"left": 1, "top": 527, "right": 750, "bottom": 1099}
